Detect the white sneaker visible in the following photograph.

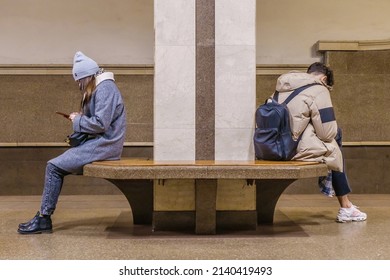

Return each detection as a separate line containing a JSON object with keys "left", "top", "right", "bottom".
{"left": 336, "top": 205, "right": 367, "bottom": 223}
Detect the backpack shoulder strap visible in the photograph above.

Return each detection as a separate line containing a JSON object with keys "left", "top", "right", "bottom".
{"left": 283, "top": 83, "right": 318, "bottom": 105}
{"left": 273, "top": 91, "right": 280, "bottom": 102}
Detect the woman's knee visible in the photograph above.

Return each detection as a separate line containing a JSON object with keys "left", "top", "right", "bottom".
{"left": 46, "top": 163, "right": 70, "bottom": 177}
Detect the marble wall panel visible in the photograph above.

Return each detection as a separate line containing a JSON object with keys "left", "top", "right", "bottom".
{"left": 154, "top": 0, "right": 195, "bottom": 46}
{"left": 154, "top": 0, "right": 196, "bottom": 161}
{"left": 154, "top": 46, "right": 196, "bottom": 130}
{"left": 215, "top": 45, "right": 256, "bottom": 129}
{"left": 154, "top": 128, "right": 195, "bottom": 160}
{"left": 215, "top": 0, "right": 256, "bottom": 46}
{"left": 154, "top": 47, "right": 195, "bottom": 159}
{"left": 214, "top": 0, "right": 256, "bottom": 161}
{"left": 215, "top": 128, "right": 254, "bottom": 160}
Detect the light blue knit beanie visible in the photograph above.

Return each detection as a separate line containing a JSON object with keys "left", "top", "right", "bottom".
{"left": 72, "top": 51, "right": 99, "bottom": 81}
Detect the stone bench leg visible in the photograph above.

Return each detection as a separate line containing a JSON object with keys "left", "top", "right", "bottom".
{"left": 108, "top": 179, "right": 153, "bottom": 225}
{"left": 195, "top": 179, "right": 218, "bottom": 234}
{"left": 255, "top": 179, "right": 295, "bottom": 224}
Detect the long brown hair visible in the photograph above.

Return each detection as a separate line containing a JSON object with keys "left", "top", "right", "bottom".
{"left": 78, "top": 76, "right": 96, "bottom": 112}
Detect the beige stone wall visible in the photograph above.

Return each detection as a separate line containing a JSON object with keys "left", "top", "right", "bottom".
{"left": 0, "top": 146, "right": 153, "bottom": 196}
{"left": 2, "top": 60, "right": 390, "bottom": 195}
{"left": 3, "top": 0, "right": 390, "bottom": 65}
{"left": 256, "top": 0, "right": 390, "bottom": 64}
{"left": 0, "top": 72, "right": 153, "bottom": 145}
{"left": 326, "top": 50, "right": 390, "bottom": 142}
{"left": 0, "top": 0, "right": 154, "bottom": 64}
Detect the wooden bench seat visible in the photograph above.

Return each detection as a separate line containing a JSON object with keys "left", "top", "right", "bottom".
{"left": 83, "top": 158, "right": 328, "bottom": 234}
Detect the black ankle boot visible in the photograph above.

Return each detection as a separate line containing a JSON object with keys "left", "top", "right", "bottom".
{"left": 18, "top": 211, "right": 40, "bottom": 228}
{"left": 17, "top": 212, "right": 53, "bottom": 234}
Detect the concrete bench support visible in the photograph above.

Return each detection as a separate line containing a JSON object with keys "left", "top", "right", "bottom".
{"left": 107, "top": 179, "right": 153, "bottom": 225}
{"left": 256, "top": 179, "right": 295, "bottom": 224}
{"left": 195, "top": 179, "right": 218, "bottom": 234}
{"left": 83, "top": 158, "right": 328, "bottom": 234}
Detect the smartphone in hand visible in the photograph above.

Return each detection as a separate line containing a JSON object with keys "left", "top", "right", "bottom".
{"left": 55, "top": 111, "right": 70, "bottom": 119}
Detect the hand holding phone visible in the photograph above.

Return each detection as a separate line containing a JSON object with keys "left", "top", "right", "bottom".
{"left": 55, "top": 111, "right": 70, "bottom": 119}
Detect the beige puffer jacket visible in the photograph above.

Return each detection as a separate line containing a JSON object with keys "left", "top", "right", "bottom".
{"left": 272, "top": 71, "right": 343, "bottom": 172}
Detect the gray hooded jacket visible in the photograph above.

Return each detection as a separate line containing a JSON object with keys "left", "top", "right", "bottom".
{"left": 49, "top": 72, "right": 126, "bottom": 174}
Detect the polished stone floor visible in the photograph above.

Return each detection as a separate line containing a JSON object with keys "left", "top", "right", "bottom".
{"left": 0, "top": 194, "right": 389, "bottom": 260}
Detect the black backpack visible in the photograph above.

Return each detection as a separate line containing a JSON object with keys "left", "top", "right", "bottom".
{"left": 253, "top": 84, "right": 316, "bottom": 160}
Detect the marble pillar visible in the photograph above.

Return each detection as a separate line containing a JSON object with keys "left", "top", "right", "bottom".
{"left": 154, "top": 0, "right": 256, "bottom": 161}
{"left": 154, "top": 0, "right": 196, "bottom": 161}
{"left": 214, "top": 0, "right": 256, "bottom": 215}
{"left": 153, "top": 0, "right": 256, "bottom": 233}
{"left": 154, "top": 0, "right": 197, "bottom": 232}
{"left": 215, "top": 0, "right": 256, "bottom": 161}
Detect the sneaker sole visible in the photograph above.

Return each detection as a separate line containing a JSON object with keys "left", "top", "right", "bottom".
{"left": 336, "top": 217, "right": 367, "bottom": 223}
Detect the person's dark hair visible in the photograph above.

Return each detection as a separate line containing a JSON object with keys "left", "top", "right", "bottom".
{"left": 307, "top": 62, "right": 334, "bottom": 87}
